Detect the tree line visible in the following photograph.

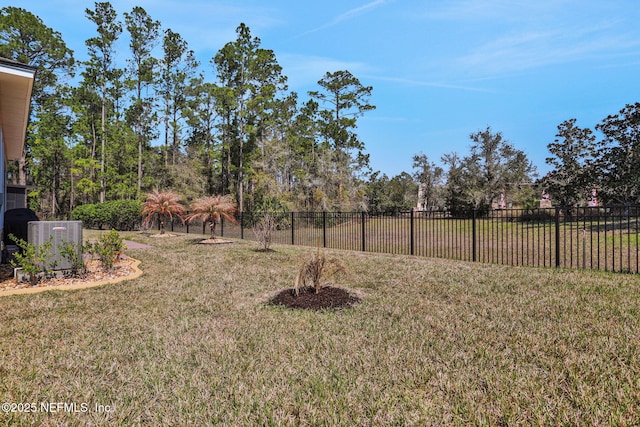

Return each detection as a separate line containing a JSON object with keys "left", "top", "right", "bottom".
{"left": 0, "top": 4, "right": 375, "bottom": 217}
{"left": 368, "top": 99, "right": 640, "bottom": 215}
{"left": 1, "top": 4, "right": 638, "bottom": 219}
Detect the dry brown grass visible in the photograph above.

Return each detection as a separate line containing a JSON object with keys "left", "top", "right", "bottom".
{"left": 293, "top": 247, "right": 346, "bottom": 295}
{"left": 0, "top": 231, "right": 639, "bottom": 425}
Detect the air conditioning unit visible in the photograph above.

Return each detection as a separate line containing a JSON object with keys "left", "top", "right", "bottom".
{"left": 28, "top": 221, "right": 83, "bottom": 270}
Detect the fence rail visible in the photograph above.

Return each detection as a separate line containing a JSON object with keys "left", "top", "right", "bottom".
{"left": 164, "top": 206, "right": 640, "bottom": 274}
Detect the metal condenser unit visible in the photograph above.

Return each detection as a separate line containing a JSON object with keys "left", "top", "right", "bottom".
{"left": 28, "top": 221, "right": 83, "bottom": 270}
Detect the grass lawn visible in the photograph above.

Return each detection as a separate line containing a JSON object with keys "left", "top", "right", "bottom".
{"left": 1, "top": 231, "right": 639, "bottom": 425}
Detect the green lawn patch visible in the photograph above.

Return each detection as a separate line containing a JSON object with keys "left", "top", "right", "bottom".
{"left": 1, "top": 232, "right": 639, "bottom": 425}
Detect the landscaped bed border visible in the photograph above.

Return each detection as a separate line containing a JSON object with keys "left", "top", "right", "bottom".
{"left": 0, "top": 257, "right": 143, "bottom": 297}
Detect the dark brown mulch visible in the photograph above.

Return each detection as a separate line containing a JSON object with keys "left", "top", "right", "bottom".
{"left": 0, "top": 264, "right": 13, "bottom": 281}
{"left": 269, "top": 286, "right": 361, "bottom": 311}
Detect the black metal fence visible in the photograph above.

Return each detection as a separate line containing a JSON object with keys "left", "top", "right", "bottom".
{"left": 164, "top": 206, "right": 640, "bottom": 274}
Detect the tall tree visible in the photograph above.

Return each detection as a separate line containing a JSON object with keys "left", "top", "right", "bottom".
{"left": 248, "top": 92, "right": 300, "bottom": 210}
{"left": 124, "top": 6, "right": 160, "bottom": 197}
{"left": 0, "top": 6, "right": 74, "bottom": 186}
{"left": 366, "top": 172, "right": 417, "bottom": 213}
{"left": 309, "top": 70, "right": 375, "bottom": 209}
{"left": 287, "top": 98, "right": 323, "bottom": 209}
{"left": 441, "top": 152, "right": 468, "bottom": 215}
{"left": 461, "top": 127, "right": 536, "bottom": 211}
{"left": 0, "top": 6, "right": 74, "bottom": 101}
{"left": 440, "top": 129, "right": 536, "bottom": 214}
{"left": 84, "top": 1, "right": 122, "bottom": 202}
{"left": 413, "top": 153, "right": 444, "bottom": 211}
{"left": 158, "top": 28, "right": 199, "bottom": 167}
{"left": 545, "top": 119, "right": 596, "bottom": 209}
{"left": 212, "top": 23, "right": 287, "bottom": 212}
{"left": 595, "top": 102, "right": 640, "bottom": 204}
{"left": 186, "top": 81, "right": 221, "bottom": 195}
{"left": 29, "top": 93, "right": 72, "bottom": 217}
{"left": 69, "top": 77, "right": 102, "bottom": 203}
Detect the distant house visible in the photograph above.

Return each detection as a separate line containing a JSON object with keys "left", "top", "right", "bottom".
{"left": 0, "top": 58, "right": 37, "bottom": 239}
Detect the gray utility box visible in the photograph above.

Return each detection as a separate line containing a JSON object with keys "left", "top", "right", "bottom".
{"left": 28, "top": 221, "right": 83, "bottom": 270}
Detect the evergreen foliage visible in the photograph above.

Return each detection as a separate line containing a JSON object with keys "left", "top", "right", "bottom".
{"left": 88, "top": 229, "right": 125, "bottom": 271}
{"left": 1, "top": 6, "right": 377, "bottom": 216}
{"left": 2, "top": 5, "right": 639, "bottom": 217}
{"left": 71, "top": 200, "right": 142, "bottom": 230}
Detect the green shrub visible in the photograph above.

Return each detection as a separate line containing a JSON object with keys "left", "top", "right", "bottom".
{"left": 89, "top": 229, "right": 125, "bottom": 272}
{"left": 71, "top": 203, "right": 99, "bottom": 228}
{"left": 106, "top": 200, "right": 143, "bottom": 230}
{"left": 59, "top": 240, "right": 90, "bottom": 277}
{"left": 8, "top": 233, "right": 54, "bottom": 285}
{"left": 72, "top": 200, "right": 142, "bottom": 230}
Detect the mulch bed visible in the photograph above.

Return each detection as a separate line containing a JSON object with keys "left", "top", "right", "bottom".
{"left": 269, "top": 286, "right": 361, "bottom": 311}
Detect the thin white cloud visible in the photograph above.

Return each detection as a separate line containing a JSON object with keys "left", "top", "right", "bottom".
{"left": 363, "top": 75, "right": 495, "bottom": 93}
{"left": 416, "top": 0, "right": 640, "bottom": 78}
{"left": 426, "top": 0, "right": 573, "bottom": 22}
{"left": 298, "top": 0, "right": 389, "bottom": 36}
{"left": 456, "top": 23, "right": 640, "bottom": 77}
{"left": 333, "top": 0, "right": 388, "bottom": 23}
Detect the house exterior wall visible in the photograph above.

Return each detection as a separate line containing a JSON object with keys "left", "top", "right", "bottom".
{"left": 0, "top": 125, "right": 5, "bottom": 239}
{"left": 6, "top": 187, "right": 27, "bottom": 211}
{"left": 0, "top": 58, "right": 36, "bottom": 248}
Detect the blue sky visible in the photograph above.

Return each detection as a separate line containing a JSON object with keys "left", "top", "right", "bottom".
{"left": 19, "top": 0, "right": 640, "bottom": 178}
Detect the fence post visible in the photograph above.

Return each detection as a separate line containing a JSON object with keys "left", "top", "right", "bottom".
{"left": 410, "top": 209, "right": 415, "bottom": 256}
{"left": 361, "top": 211, "right": 366, "bottom": 252}
{"left": 555, "top": 207, "right": 561, "bottom": 268}
{"left": 291, "top": 212, "right": 295, "bottom": 245}
{"left": 472, "top": 209, "right": 477, "bottom": 262}
{"left": 240, "top": 212, "right": 244, "bottom": 240}
{"left": 220, "top": 216, "right": 224, "bottom": 237}
{"left": 323, "top": 211, "right": 327, "bottom": 248}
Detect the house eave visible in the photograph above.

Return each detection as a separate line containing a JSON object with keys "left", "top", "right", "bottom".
{"left": 0, "top": 58, "right": 37, "bottom": 161}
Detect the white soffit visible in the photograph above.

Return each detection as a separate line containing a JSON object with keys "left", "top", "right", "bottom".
{"left": 0, "top": 59, "right": 36, "bottom": 161}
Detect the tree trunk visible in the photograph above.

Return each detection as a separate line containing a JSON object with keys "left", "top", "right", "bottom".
{"left": 100, "top": 82, "right": 106, "bottom": 203}
{"left": 18, "top": 156, "right": 26, "bottom": 186}
{"left": 137, "top": 131, "right": 142, "bottom": 197}
{"left": 238, "top": 137, "right": 243, "bottom": 212}
{"left": 90, "top": 118, "right": 97, "bottom": 186}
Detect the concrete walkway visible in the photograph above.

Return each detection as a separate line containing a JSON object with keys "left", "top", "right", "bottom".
{"left": 123, "top": 239, "right": 153, "bottom": 250}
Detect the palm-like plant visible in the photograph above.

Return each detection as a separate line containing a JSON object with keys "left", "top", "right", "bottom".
{"left": 141, "top": 190, "right": 186, "bottom": 234}
{"left": 186, "top": 195, "right": 238, "bottom": 238}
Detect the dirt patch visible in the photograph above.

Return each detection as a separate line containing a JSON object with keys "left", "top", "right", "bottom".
{"left": 269, "top": 286, "right": 361, "bottom": 310}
